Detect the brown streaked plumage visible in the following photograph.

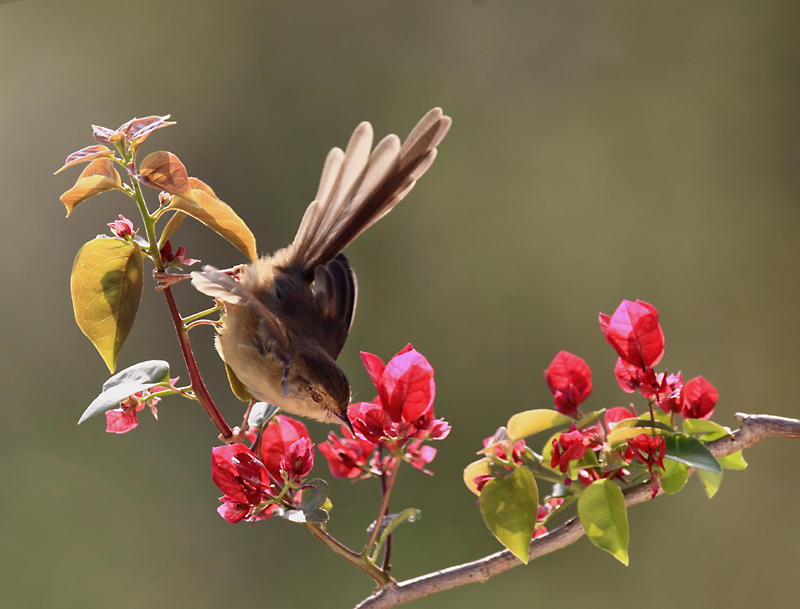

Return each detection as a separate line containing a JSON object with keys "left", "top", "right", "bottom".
{"left": 191, "top": 108, "right": 451, "bottom": 426}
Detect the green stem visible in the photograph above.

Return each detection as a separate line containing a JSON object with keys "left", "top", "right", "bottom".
{"left": 182, "top": 305, "right": 220, "bottom": 327}
{"left": 127, "top": 172, "right": 232, "bottom": 439}
{"left": 362, "top": 457, "right": 401, "bottom": 557}
{"left": 304, "top": 524, "right": 393, "bottom": 587}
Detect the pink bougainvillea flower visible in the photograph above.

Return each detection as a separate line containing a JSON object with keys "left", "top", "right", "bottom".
{"left": 550, "top": 424, "right": 601, "bottom": 474}
{"left": 348, "top": 401, "right": 395, "bottom": 444}
{"left": 544, "top": 351, "right": 593, "bottom": 418}
{"left": 212, "top": 443, "right": 275, "bottom": 523}
{"left": 324, "top": 345, "right": 448, "bottom": 477}
{"left": 614, "top": 358, "right": 640, "bottom": 393}
{"left": 484, "top": 436, "right": 526, "bottom": 467}
{"left": 280, "top": 437, "right": 314, "bottom": 481}
{"left": 360, "top": 344, "right": 435, "bottom": 425}
{"left": 104, "top": 381, "right": 174, "bottom": 434}
{"left": 625, "top": 433, "right": 667, "bottom": 498}
{"left": 257, "top": 415, "right": 312, "bottom": 481}
{"left": 604, "top": 406, "right": 637, "bottom": 432}
{"left": 107, "top": 215, "right": 136, "bottom": 239}
{"left": 681, "top": 376, "right": 718, "bottom": 420}
{"left": 405, "top": 441, "right": 437, "bottom": 475}
{"left": 636, "top": 368, "right": 669, "bottom": 400}
{"left": 472, "top": 473, "right": 494, "bottom": 494}
{"left": 319, "top": 426, "right": 377, "bottom": 479}
{"left": 657, "top": 372, "right": 685, "bottom": 414}
{"left": 160, "top": 240, "right": 199, "bottom": 268}
{"left": 599, "top": 300, "right": 665, "bottom": 370}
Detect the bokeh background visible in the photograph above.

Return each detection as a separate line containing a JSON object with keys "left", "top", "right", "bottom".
{"left": 2, "top": 1, "right": 800, "bottom": 607}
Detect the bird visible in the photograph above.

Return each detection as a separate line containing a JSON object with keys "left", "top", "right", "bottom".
{"left": 190, "top": 108, "right": 451, "bottom": 428}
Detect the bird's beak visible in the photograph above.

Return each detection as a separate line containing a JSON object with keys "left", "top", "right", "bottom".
{"left": 335, "top": 410, "right": 355, "bottom": 435}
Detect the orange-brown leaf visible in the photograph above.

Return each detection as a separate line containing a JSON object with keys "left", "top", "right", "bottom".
{"left": 138, "top": 151, "right": 190, "bottom": 195}
{"left": 60, "top": 159, "right": 123, "bottom": 216}
{"left": 158, "top": 210, "right": 187, "bottom": 247}
{"left": 171, "top": 177, "right": 257, "bottom": 261}
{"left": 55, "top": 144, "right": 116, "bottom": 174}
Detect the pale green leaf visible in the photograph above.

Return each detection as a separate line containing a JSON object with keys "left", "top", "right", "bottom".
{"left": 507, "top": 409, "right": 572, "bottom": 440}
{"left": 479, "top": 466, "right": 539, "bottom": 563}
{"left": 660, "top": 459, "right": 689, "bottom": 494}
{"left": 577, "top": 479, "right": 629, "bottom": 565}
{"left": 697, "top": 469, "right": 723, "bottom": 498}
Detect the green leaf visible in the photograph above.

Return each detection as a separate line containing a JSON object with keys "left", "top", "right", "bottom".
{"left": 719, "top": 450, "right": 748, "bottom": 471}
{"left": 374, "top": 508, "right": 422, "bottom": 554}
{"left": 170, "top": 177, "right": 257, "bottom": 261}
{"left": 577, "top": 479, "right": 629, "bottom": 565}
{"left": 697, "top": 469, "right": 723, "bottom": 498}
{"left": 660, "top": 459, "right": 689, "bottom": 494}
{"left": 71, "top": 237, "right": 144, "bottom": 372}
{"left": 479, "top": 466, "right": 539, "bottom": 563}
{"left": 664, "top": 433, "right": 722, "bottom": 475}
{"left": 682, "top": 419, "right": 731, "bottom": 436}
{"left": 577, "top": 409, "right": 605, "bottom": 430}
{"left": 507, "top": 409, "right": 572, "bottom": 440}
{"left": 79, "top": 360, "right": 171, "bottom": 424}
{"left": 295, "top": 479, "right": 330, "bottom": 523}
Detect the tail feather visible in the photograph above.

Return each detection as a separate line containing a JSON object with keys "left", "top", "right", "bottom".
{"left": 287, "top": 108, "right": 451, "bottom": 276}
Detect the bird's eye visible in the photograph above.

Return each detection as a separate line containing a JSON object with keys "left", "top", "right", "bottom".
{"left": 311, "top": 391, "right": 324, "bottom": 403}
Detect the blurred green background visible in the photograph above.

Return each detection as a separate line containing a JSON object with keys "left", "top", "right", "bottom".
{"left": 2, "top": 1, "right": 799, "bottom": 607}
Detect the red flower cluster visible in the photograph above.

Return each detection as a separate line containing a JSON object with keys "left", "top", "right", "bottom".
{"left": 625, "top": 433, "right": 667, "bottom": 498}
{"left": 472, "top": 434, "right": 528, "bottom": 493}
{"left": 321, "top": 345, "right": 450, "bottom": 478}
{"left": 600, "top": 299, "right": 718, "bottom": 420}
{"left": 550, "top": 424, "right": 602, "bottom": 473}
{"left": 545, "top": 351, "right": 592, "bottom": 418}
{"left": 212, "top": 415, "right": 315, "bottom": 523}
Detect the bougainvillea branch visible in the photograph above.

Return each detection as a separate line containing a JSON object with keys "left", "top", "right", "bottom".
{"left": 60, "top": 115, "right": 800, "bottom": 609}
{"left": 354, "top": 412, "right": 800, "bottom": 609}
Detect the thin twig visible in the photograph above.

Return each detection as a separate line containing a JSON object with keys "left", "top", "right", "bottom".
{"left": 354, "top": 413, "right": 800, "bottom": 609}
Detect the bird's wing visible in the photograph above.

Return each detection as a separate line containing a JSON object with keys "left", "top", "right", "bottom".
{"left": 191, "top": 266, "right": 294, "bottom": 387}
{"left": 312, "top": 253, "right": 358, "bottom": 359}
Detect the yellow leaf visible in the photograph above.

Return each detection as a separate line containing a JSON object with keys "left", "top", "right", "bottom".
{"left": 60, "top": 159, "right": 122, "bottom": 216}
{"left": 463, "top": 458, "right": 491, "bottom": 496}
{"left": 507, "top": 409, "right": 572, "bottom": 440}
{"left": 71, "top": 238, "right": 144, "bottom": 372}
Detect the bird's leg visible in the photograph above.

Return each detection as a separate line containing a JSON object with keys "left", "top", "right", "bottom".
{"left": 153, "top": 270, "right": 191, "bottom": 290}
{"left": 153, "top": 264, "right": 247, "bottom": 290}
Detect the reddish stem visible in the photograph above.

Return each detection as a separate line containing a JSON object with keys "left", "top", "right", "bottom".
{"left": 162, "top": 286, "right": 232, "bottom": 438}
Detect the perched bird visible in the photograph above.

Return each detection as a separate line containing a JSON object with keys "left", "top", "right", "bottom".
{"left": 191, "top": 108, "right": 451, "bottom": 427}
